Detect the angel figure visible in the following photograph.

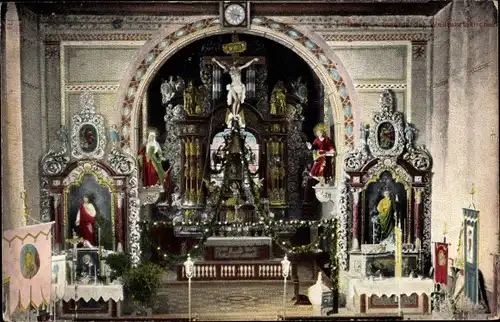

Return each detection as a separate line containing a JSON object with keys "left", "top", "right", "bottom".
{"left": 110, "top": 124, "right": 120, "bottom": 147}
{"left": 161, "top": 76, "right": 176, "bottom": 104}
{"left": 306, "top": 123, "right": 336, "bottom": 184}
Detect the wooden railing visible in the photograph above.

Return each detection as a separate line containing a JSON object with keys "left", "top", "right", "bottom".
{"left": 176, "top": 260, "right": 285, "bottom": 280}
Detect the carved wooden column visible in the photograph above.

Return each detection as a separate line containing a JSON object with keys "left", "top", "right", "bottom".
{"left": 406, "top": 189, "right": 413, "bottom": 244}
{"left": 182, "top": 137, "right": 204, "bottom": 205}
{"left": 116, "top": 192, "right": 124, "bottom": 252}
{"left": 351, "top": 188, "right": 361, "bottom": 250}
{"left": 53, "top": 194, "right": 62, "bottom": 245}
{"left": 266, "top": 135, "right": 286, "bottom": 206}
{"left": 414, "top": 188, "right": 424, "bottom": 249}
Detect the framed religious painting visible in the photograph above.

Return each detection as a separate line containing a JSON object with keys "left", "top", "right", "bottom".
{"left": 62, "top": 162, "right": 116, "bottom": 251}
{"left": 71, "top": 91, "right": 107, "bottom": 160}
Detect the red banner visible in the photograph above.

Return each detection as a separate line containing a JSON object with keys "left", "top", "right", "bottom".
{"left": 435, "top": 242, "right": 448, "bottom": 285}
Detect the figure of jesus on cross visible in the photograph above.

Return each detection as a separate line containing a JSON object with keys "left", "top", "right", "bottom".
{"left": 212, "top": 56, "right": 259, "bottom": 127}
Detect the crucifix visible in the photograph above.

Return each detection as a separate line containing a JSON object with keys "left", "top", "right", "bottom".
{"left": 204, "top": 33, "right": 266, "bottom": 127}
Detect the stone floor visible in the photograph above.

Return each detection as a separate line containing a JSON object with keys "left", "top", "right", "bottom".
{"left": 155, "top": 280, "right": 317, "bottom": 320}
{"left": 152, "top": 262, "right": 321, "bottom": 319}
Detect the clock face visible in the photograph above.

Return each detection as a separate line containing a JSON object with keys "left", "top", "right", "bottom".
{"left": 224, "top": 4, "right": 246, "bottom": 26}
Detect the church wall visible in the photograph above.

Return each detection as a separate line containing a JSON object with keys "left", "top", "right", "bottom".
{"left": 430, "top": 1, "right": 499, "bottom": 291}
{"left": 61, "top": 43, "right": 143, "bottom": 129}
{"left": 19, "top": 6, "right": 42, "bottom": 222}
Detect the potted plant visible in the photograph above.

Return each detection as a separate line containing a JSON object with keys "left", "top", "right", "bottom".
{"left": 105, "top": 252, "right": 131, "bottom": 282}
{"left": 122, "top": 262, "right": 165, "bottom": 316}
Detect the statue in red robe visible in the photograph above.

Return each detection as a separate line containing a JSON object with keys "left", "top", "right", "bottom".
{"left": 306, "top": 123, "right": 336, "bottom": 184}
{"left": 75, "top": 195, "right": 97, "bottom": 247}
{"left": 138, "top": 131, "right": 166, "bottom": 187}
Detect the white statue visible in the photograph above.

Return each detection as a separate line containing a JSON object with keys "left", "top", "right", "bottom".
{"left": 212, "top": 57, "right": 259, "bottom": 123}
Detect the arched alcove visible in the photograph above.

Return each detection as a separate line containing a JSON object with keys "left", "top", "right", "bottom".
{"left": 115, "top": 18, "right": 360, "bottom": 187}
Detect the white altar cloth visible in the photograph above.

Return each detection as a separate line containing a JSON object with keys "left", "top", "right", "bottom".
{"left": 206, "top": 237, "right": 272, "bottom": 247}
{"left": 347, "top": 277, "right": 433, "bottom": 314}
{"left": 348, "top": 277, "right": 434, "bottom": 299}
{"left": 62, "top": 284, "right": 123, "bottom": 302}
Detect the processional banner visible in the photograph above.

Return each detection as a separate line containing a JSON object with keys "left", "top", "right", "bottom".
{"left": 395, "top": 225, "right": 403, "bottom": 278}
{"left": 463, "top": 208, "right": 479, "bottom": 304}
{"left": 2, "top": 222, "right": 54, "bottom": 314}
{"left": 434, "top": 242, "right": 448, "bottom": 285}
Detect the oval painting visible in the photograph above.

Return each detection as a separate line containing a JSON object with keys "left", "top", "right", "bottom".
{"left": 377, "top": 122, "right": 396, "bottom": 150}
{"left": 20, "top": 244, "right": 40, "bottom": 279}
{"left": 79, "top": 124, "right": 98, "bottom": 153}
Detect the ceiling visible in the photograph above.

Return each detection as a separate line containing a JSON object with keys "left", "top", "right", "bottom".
{"left": 23, "top": 1, "right": 451, "bottom": 17}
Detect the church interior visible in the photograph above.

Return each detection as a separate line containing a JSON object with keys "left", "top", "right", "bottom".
{"left": 1, "top": 1, "right": 498, "bottom": 321}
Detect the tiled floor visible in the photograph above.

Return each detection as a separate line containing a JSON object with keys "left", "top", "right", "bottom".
{"left": 154, "top": 261, "right": 319, "bottom": 319}
{"left": 155, "top": 280, "right": 315, "bottom": 318}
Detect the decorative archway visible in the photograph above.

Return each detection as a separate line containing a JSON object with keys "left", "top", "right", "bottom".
{"left": 116, "top": 17, "right": 359, "bottom": 159}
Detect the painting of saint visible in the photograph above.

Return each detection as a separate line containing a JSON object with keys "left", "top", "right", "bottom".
{"left": 20, "top": 244, "right": 40, "bottom": 280}
{"left": 377, "top": 122, "right": 395, "bottom": 150}
{"left": 76, "top": 195, "right": 97, "bottom": 247}
{"left": 377, "top": 191, "right": 394, "bottom": 241}
{"left": 366, "top": 171, "right": 407, "bottom": 246}
{"left": 467, "top": 226, "right": 474, "bottom": 264}
{"left": 67, "top": 173, "right": 114, "bottom": 250}
{"left": 79, "top": 124, "right": 98, "bottom": 152}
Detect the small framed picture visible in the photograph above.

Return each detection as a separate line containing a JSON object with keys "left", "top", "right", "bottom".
{"left": 76, "top": 249, "right": 100, "bottom": 280}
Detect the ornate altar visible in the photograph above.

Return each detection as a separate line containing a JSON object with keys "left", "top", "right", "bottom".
{"left": 40, "top": 92, "right": 132, "bottom": 318}
{"left": 343, "top": 89, "right": 433, "bottom": 277}
{"left": 156, "top": 36, "right": 315, "bottom": 235}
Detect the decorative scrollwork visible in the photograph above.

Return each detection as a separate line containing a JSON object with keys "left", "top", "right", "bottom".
{"left": 40, "top": 177, "right": 51, "bottom": 222}
{"left": 139, "top": 186, "right": 163, "bottom": 205}
{"left": 403, "top": 146, "right": 432, "bottom": 171}
{"left": 128, "top": 168, "right": 141, "bottom": 267}
{"left": 337, "top": 174, "right": 350, "bottom": 271}
{"left": 365, "top": 159, "right": 413, "bottom": 187}
{"left": 41, "top": 126, "right": 70, "bottom": 176}
{"left": 71, "top": 91, "right": 107, "bottom": 160}
{"left": 344, "top": 145, "right": 371, "bottom": 172}
{"left": 163, "top": 104, "right": 184, "bottom": 192}
{"left": 62, "top": 161, "right": 114, "bottom": 186}
{"left": 366, "top": 89, "right": 406, "bottom": 158}
{"left": 287, "top": 120, "right": 308, "bottom": 213}
{"left": 422, "top": 183, "right": 432, "bottom": 268}
{"left": 108, "top": 147, "right": 136, "bottom": 175}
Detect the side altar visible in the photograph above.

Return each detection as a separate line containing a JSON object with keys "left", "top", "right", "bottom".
{"left": 40, "top": 92, "right": 132, "bottom": 318}
{"left": 336, "top": 90, "right": 434, "bottom": 315}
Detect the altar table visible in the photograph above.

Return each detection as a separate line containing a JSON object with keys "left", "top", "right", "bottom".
{"left": 347, "top": 277, "right": 433, "bottom": 315}
{"left": 58, "top": 284, "right": 123, "bottom": 318}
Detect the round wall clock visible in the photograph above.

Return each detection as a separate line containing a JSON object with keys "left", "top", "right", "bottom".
{"left": 224, "top": 3, "right": 246, "bottom": 26}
